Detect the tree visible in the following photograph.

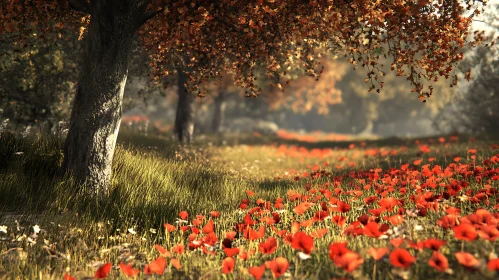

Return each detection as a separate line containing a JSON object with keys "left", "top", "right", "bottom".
{"left": 1, "top": 0, "right": 488, "bottom": 198}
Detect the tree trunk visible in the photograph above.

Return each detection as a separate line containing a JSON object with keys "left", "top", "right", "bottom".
{"left": 211, "top": 91, "right": 226, "bottom": 133}
{"left": 174, "top": 70, "right": 195, "bottom": 143}
{"left": 63, "top": 1, "right": 146, "bottom": 197}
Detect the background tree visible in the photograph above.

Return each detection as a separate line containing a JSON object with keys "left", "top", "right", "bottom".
{"left": 1, "top": 0, "right": 487, "bottom": 197}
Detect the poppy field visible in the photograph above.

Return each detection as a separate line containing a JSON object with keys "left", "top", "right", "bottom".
{"left": 0, "top": 133, "right": 499, "bottom": 279}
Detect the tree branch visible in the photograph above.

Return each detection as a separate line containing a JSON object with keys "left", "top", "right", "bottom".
{"left": 69, "top": 0, "right": 90, "bottom": 15}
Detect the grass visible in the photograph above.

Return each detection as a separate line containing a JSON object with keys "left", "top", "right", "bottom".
{"left": 0, "top": 130, "right": 498, "bottom": 279}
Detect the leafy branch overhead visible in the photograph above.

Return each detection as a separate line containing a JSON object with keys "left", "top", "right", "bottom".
{"left": 1, "top": 0, "right": 494, "bottom": 97}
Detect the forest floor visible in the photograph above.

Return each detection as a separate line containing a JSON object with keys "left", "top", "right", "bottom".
{"left": 0, "top": 131, "right": 498, "bottom": 279}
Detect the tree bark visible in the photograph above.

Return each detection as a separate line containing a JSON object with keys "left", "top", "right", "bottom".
{"left": 174, "top": 70, "right": 195, "bottom": 143}
{"left": 211, "top": 91, "right": 226, "bottom": 134}
{"left": 63, "top": 1, "right": 147, "bottom": 197}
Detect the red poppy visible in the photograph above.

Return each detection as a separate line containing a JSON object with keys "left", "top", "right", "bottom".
{"left": 259, "top": 236, "right": 278, "bottom": 255}
{"left": 329, "top": 242, "right": 350, "bottom": 261}
{"left": 336, "top": 201, "right": 351, "bottom": 213}
{"left": 300, "top": 218, "right": 315, "bottom": 228}
{"left": 154, "top": 244, "right": 171, "bottom": 257}
{"left": 293, "top": 202, "right": 313, "bottom": 215}
{"left": 423, "top": 238, "right": 446, "bottom": 251}
{"left": 291, "top": 232, "right": 314, "bottom": 254}
{"left": 452, "top": 223, "right": 477, "bottom": 241}
{"left": 249, "top": 264, "right": 266, "bottom": 280}
{"left": 119, "top": 262, "right": 140, "bottom": 277}
{"left": 164, "top": 223, "right": 176, "bottom": 232}
{"left": 332, "top": 216, "right": 346, "bottom": 227}
{"left": 363, "top": 222, "right": 386, "bottom": 238}
{"left": 95, "top": 263, "right": 112, "bottom": 279}
{"left": 387, "top": 215, "right": 404, "bottom": 225}
{"left": 378, "top": 197, "right": 401, "bottom": 211}
{"left": 389, "top": 248, "right": 416, "bottom": 269}
{"left": 221, "top": 257, "right": 235, "bottom": 274}
{"left": 225, "top": 231, "right": 237, "bottom": 240}
{"left": 239, "top": 247, "right": 256, "bottom": 261}
{"left": 437, "top": 215, "right": 457, "bottom": 229}
{"left": 310, "top": 228, "right": 328, "bottom": 238}
{"left": 389, "top": 238, "right": 404, "bottom": 248}
{"left": 172, "top": 244, "right": 185, "bottom": 255}
{"left": 369, "top": 247, "right": 389, "bottom": 261}
{"left": 455, "top": 252, "right": 480, "bottom": 269}
{"left": 313, "top": 210, "right": 329, "bottom": 222}
{"left": 170, "top": 258, "right": 181, "bottom": 270}
{"left": 210, "top": 211, "right": 220, "bottom": 218}
{"left": 202, "top": 220, "right": 215, "bottom": 234}
{"left": 224, "top": 247, "right": 240, "bottom": 257}
{"left": 477, "top": 225, "right": 499, "bottom": 241}
{"left": 413, "top": 159, "right": 422, "bottom": 166}
{"left": 333, "top": 251, "right": 364, "bottom": 272}
{"left": 364, "top": 196, "right": 378, "bottom": 204}
{"left": 265, "top": 257, "right": 289, "bottom": 278}
{"left": 488, "top": 258, "right": 499, "bottom": 271}
{"left": 144, "top": 257, "right": 166, "bottom": 275}
{"left": 428, "top": 251, "right": 449, "bottom": 272}
{"left": 179, "top": 211, "right": 189, "bottom": 220}
{"left": 246, "top": 190, "right": 255, "bottom": 196}
{"left": 63, "top": 274, "right": 75, "bottom": 280}
{"left": 244, "top": 225, "right": 265, "bottom": 240}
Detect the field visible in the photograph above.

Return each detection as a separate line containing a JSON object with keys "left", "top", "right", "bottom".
{"left": 0, "top": 131, "right": 498, "bottom": 279}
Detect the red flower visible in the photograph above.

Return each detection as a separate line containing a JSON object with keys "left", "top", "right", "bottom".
{"left": 428, "top": 251, "right": 449, "bottom": 272}
{"left": 224, "top": 248, "right": 240, "bottom": 258}
{"left": 259, "top": 236, "right": 278, "bottom": 255}
{"left": 244, "top": 225, "right": 265, "bottom": 240}
{"left": 63, "top": 274, "right": 75, "bottom": 280}
{"left": 363, "top": 222, "right": 387, "bottom": 238}
{"left": 452, "top": 223, "right": 477, "bottom": 241}
{"left": 202, "top": 220, "right": 215, "bottom": 234}
{"left": 172, "top": 244, "right": 185, "bottom": 255}
{"left": 334, "top": 251, "right": 364, "bottom": 272}
{"left": 95, "top": 263, "right": 112, "bottom": 279}
{"left": 171, "top": 258, "right": 181, "bottom": 269}
{"left": 389, "top": 249, "right": 416, "bottom": 269}
{"left": 313, "top": 210, "right": 329, "bottom": 222}
{"left": 389, "top": 237, "right": 404, "bottom": 247}
{"left": 164, "top": 223, "right": 176, "bottom": 232}
{"left": 154, "top": 244, "right": 171, "bottom": 257}
{"left": 144, "top": 257, "right": 166, "bottom": 275}
{"left": 222, "top": 257, "right": 235, "bottom": 274}
{"left": 265, "top": 257, "right": 289, "bottom": 278}
{"left": 119, "top": 263, "right": 140, "bottom": 277}
{"left": 293, "top": 202, "right": 313, "bottom": 215}
{"left": 423, "top": 239, "right": 446, "bottom": 251}
{"left": 310, "top": 228, "right": 328, "bottom": 238}
{"left": 488, "top": 258, "right": 499, "bottom": 271}
{"left": 249, "top": 264, "right": 266, "bottom": 280}
{"left": 210, "top": 211, "right": 220, "bottom": 218}
{"left": 332, "top": 215, "right": 346, "bottom": 227}
{"left": 291, "top": 232, "right": 314, "bottom": 254}
{"left": 369, "top": 247, "right": 389, "bottom": 261}
{"left": 455, "top": 252, "right": 480, "bottom": 269}
{"left": 329, "top": 242, "right": 350, "bottom": 261}
{"left": 179, "top": 211, "right": 189, "bottom": 220}
{"left": 477, "top": 225, "right": 499, "bottom": 241}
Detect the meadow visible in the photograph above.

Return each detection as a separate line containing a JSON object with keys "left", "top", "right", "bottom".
{"left": 0, "top": 131, "right": 498, "bottom": 279}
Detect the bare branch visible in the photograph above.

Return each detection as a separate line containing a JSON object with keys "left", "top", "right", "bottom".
{"left": 69, "top": 0, "right": 90, "bottom": 14}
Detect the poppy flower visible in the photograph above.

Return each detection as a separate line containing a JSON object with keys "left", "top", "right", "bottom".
{"left": 428, "top": 251, "right": 449, "bottom": 272}
{"left": 313, "top": 210, "right": 329, "bottom": 222}
{"left": 63, "top": 274, "right": 75, "bottom": 280}
{"left": 222, "top": 257, "right": 235, "bottom": 274}
{"left": 265, "top": 257, "right": 289, "bottom": 278}
{"left": 179, "top": 211, "right": 189, "bottom": 220}
{"left": 369, "top": 247, "right": 389, "bottom": 261}
{"left": 154, "top": 244, "right": 171, "bottom": 257}
{"left": 455, "top": 252, "right": 480, "bottom": 269}
{"left": 310, "top": 228, "right": 328, "bottom": 238}
{"left": 389, "top": 248, "right": 416, "bottom": 269}
{"left": 334, "top": 251, "right": 364, "bottom": 272}
{"left": 225, "top": 231, "right": 237, "bottom": 240}
{"left": 244, "top": 225, "right": 265, "bottom": 240}
{"left": 249, "top": 264, "right": 266, "bottom": 280}
{"left": 95, "top": 263, "right": 112, "bottom": 279}
{"left": 300, "top": 219, "right": 315, "bottom": 228}
{"left": 172, "top": 244, "right": 185, "bottom": 255}
{"left": 363, "top": 222, "right": 387, "bottom": 238}
{"left": 144, "top": 257, "right": 166, "bottom": 275}
{"left": 293, "top": 202, "right": 313, "bottom": 215}
{"left": 164, "top": 223, "right": 176, "bottom": 232}
{"left": 119, "top": 262, "right": 139, "bottom": 277}
{"left": 389, "top": 238, "right": 404, "bottom": 247}
{"left": 239, "top": 247, "right": 256, "bottom": 261}
{"left": 202, "top": 220, "right": 214, "bottom": 234}
{"left": 423, "top": 239, "right": 446, "bottom": 251}
{"left": 477, "top": 225, "right": 499, "bottom": 241}
{"left": 329, "top": 242, "right": 350, "bottom": 261}
{"left": 452, "top": 223, "right": 477, "bottom": 241}
{"left": 291, "top": 232, "right": 314, "bottom": 254}
{"left": 332, "top": 216, "right": 346, "bottom": 227}
{"left": 210, "top": 211, "right": 220, "bottom": 218}
{"left": 224, "top": 247, "right": 240, "bottom": 257}
{"left": 246, "top": 190, "right": 255, "bottom": 196}
{"left": 170, "top": 258, "right": 181, "bottom": 270}
{"left": 488, "top": 258, "right": 499, "bottom": 271}
{"left": 259, "top": 236, "right": 278, "bottom": 255}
